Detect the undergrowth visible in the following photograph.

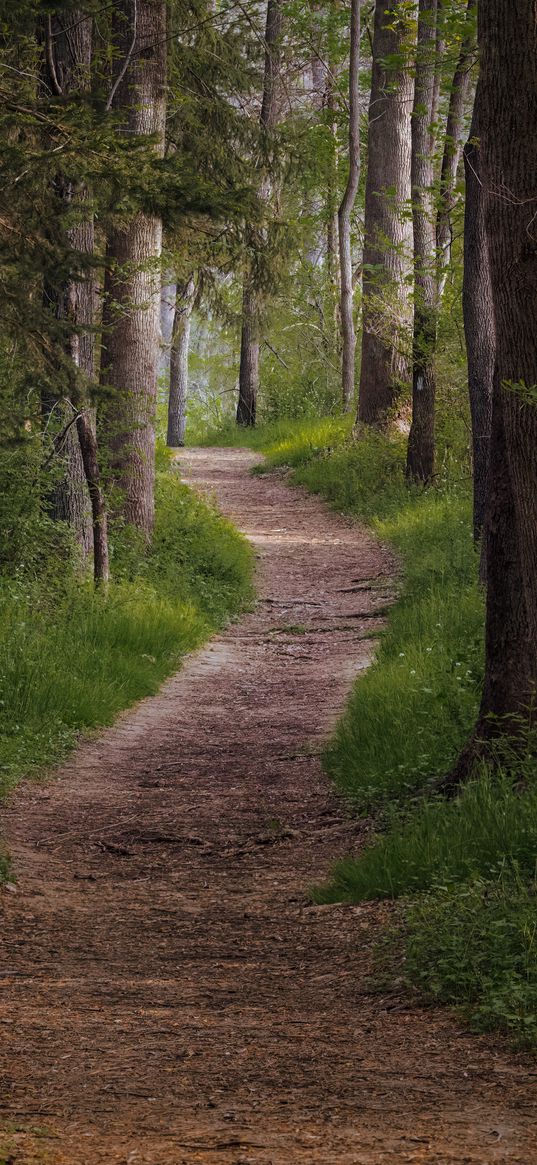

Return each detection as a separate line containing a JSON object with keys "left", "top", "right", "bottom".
{"left": 0, "top": 461, "right": 253, "bottom": 832}
{"left": 197, "top": 415, "right": 537, "bottom": 1047}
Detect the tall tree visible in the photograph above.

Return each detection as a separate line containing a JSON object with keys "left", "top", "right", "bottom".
{"left": 167, "top": 275, "right": 196, "bottom": 448}
{"left": 447, "top": 0, "right": 537, "bottom": 785}
{"left": 406, "top": 0, "right": 438, "bottom": 482}
{"left": 338, "top": 0, "right": 361, "bottom": 413}
{"left": 100, "top": 0, "right": 167, "bottom": 537}
{"left": 407, "top": 0, "right": 476, "bottom": 482}
{"left": 357, "top": 0, "right": 414, "bottom": 429}
{"left": 462, "top": 81, "right": 493, "bottom": 548}
{"left": 44, "top": 9, "right": 109, "bottom": 584}
{"left": 435, "top": 0, "right": 476, "bottom": 299}
{"left": 236, "top": 0, "right": 283, "bottom": 427}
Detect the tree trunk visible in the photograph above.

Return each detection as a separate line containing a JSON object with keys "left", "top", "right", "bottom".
{"left": 406, "top": 0, "right": 438, "bottom": 483}
{"left": 357, "top": 0, "right": 414, "bottom": 429}
{"left": 236, "top": 0, "right": 282, "bottom": 427}
{"left": 44, "top": 10, "right": 110, "bottom": 584}
{"left": 338, "top": 0, "right": 361, "bottom": 414}
{"left": 436, "top": 0, "right": 476, "bottom": 299}
{"left": 159, "top": 275, "right": 177, "bottom": 387}
{"left": 167, "top": 276, "right": 195, "bottom": 447}
{"left": 462, "top": 86, "right": 494, "bottom": 547}
{"left": 76, "top": 412, "right": 109, "bottom": 586}
{"left": 445, "top": 0, "right": 537, "bottom": 789}
{"left": 100, "top": 0, "right": 166, "bottom": 537}
{"left": 42, "top": 11, "right": 94, "bottom": 560}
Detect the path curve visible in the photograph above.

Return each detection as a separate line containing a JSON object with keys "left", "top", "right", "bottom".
{"left": 1, "top": 448, "right": 536, "bottom": 1164}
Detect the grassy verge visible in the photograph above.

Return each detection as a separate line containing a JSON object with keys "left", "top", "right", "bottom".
{"left": 0, "top": 460, "right": 253, "bottom": 875}
{"left": 197, "top": 416, "right": 537, "bottom": 1047}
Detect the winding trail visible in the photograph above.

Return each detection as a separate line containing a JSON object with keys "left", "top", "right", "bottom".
{"left": 1, "top": 448, "right": 536, "bottom": 1165}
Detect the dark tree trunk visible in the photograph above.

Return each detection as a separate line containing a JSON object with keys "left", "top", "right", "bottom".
{"left": 76, "top": 412, "right": 109, "bottom": 586}
{"left": 462, "top": 87, "right": 494, "bottom": 547}
{"left": 167, "top": 276, "right": 195, "bottom": 447}
{"left": 236, "top": 0, "right": 282, "bottom": 427}
{"left": 237, "top": 281, "right": 261, "bottom": 427}
{"left": 406, "top": 0, "right": 438, "bottom": 483}
{"left": 338, "top": 0, "right": 361, "bottom": 413}
{"left": 100, "top": 0, "right": 166, "bottom": 537}
{"left": 445, "top": 0, "right": 537, "bottom": 789}
{"left": 357, "top": 0, "right": 414, "bottom": 429}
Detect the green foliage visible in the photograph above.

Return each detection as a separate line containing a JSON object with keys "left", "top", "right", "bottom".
{"left": 0, "top": 465, "right": 253, "bottom": 840}
{"left": 404, "top": 875, "right": 537, "bottom": 1046}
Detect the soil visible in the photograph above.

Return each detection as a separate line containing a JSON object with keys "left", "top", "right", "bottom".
{"left": 1, "top": 448, "right": 536, "bottom": 1165}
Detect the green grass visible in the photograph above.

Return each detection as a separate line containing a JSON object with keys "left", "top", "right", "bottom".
{"left": 313, "top": 771, "right": 537, "bottom": 902}
{"left": 0, "top": 463, "right": 253, "bottom": 833}
{"left": 196, "top": 414, "right": 537, "bottom": 1047}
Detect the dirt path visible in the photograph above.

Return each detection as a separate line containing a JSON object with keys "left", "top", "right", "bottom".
{"left": 1, "top": 448, "right": 536, "bottom": 1165}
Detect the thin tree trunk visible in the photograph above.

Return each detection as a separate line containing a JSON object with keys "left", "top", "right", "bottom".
{"left": 338, "top": 0, "right": 361, "bottom": 413}
{"left": 101, "top": 0, "right": 166, "bottom": 537}
{"left": 76, "top": 412, "right": 109, "bottom": 585}
{"left": 357, "top": 0, "right": 414, "bottom": 429}
{"left": 436, "top": 0, "right": 476, "bottom": 299}
{"left": 167, "top": 276, "right": 195, "bottom": 447}
{"left": 444, "top": 0, "right": 537, "bottom": 789}
{"left": 406, "top": 0, "right": 438, "bottom": 483}
{"left": 159, "top": 275, "right": 177, "bottom": 387}
{"left": 236, "top": 0, "right": 282, "bottom": 427}
{"left": 462, "top": 86, "right": 493, "bottom": 548}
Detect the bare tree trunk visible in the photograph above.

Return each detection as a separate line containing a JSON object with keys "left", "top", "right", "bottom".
{"left": 436, "top": 0, "right": 476, "bottom": 299}
{"left": 357, "top": 0, "right": 414, "bottom": 429}
{"left": 462, "top": 86, "right": 493, "bottom": 548}
{"left": 406, "top": 0, "right": 438, "bottom": 483}
{"left": 76, "top": 412, "right": 109, "bottom": 585}
{"left": 444, "top": 0, "right": 537, "bottom": 789}
{"left": 317, "top": 54, "right": 340, "bottom": 359}
{"left": 167, "top": 276, "right": 195, "bottom": 447}
{"left": 101, "top": 0, "right": 166, "bottom": 537}
{"left": 159, "top": 275, "right": 177, "bottom": 387}
{"left": 236, "top": 0, "right": 282, "bottom": 427}
{"left": 339, "top": 0, "right": 361, "bottom": 413}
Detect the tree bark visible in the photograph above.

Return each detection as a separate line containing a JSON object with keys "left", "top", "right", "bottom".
{"left": 100, "top": 0, "right": 166, "bottom": 537}
{"left": 357, "top": 0, "right": 414, "bottom": 429}
{"left": 167, "top": 276, "right": 195, "bottom": 447}
{"left": 436, "top": 0, "right": 476, "bottom": 299}
{"left": 406, "top": 0, "right": 438, "bottom": 483}
{"left": 43, "top": 10, "right": 109, "bottom": 584}
{"left": 42, "top": 11, "right": 94, "bottom": 560}
{"left": 462, "top": 85, "right": 493, "bottom": 547}
{"left": 338, "top": 0, "right": 361, "bottom": 414}
{"left": 445, "top": 0, "right": 537, "bottom": 789}
{"left": 236, "top": 0, "right": 282, "bottom": 427}
{"left": 76, "top": 412, "right": 109, "bottom": 586}
{"left": 159, "top": 275, "right": 177, "bottom": 387}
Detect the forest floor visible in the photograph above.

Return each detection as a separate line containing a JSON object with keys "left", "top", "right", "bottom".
{"left": 1, "top": 448, "right": 536, "bottom": 1165}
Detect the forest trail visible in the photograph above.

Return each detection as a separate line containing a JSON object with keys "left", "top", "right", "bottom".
{"left": 1, "top": 448, "right": 536, "bottom": 1165}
